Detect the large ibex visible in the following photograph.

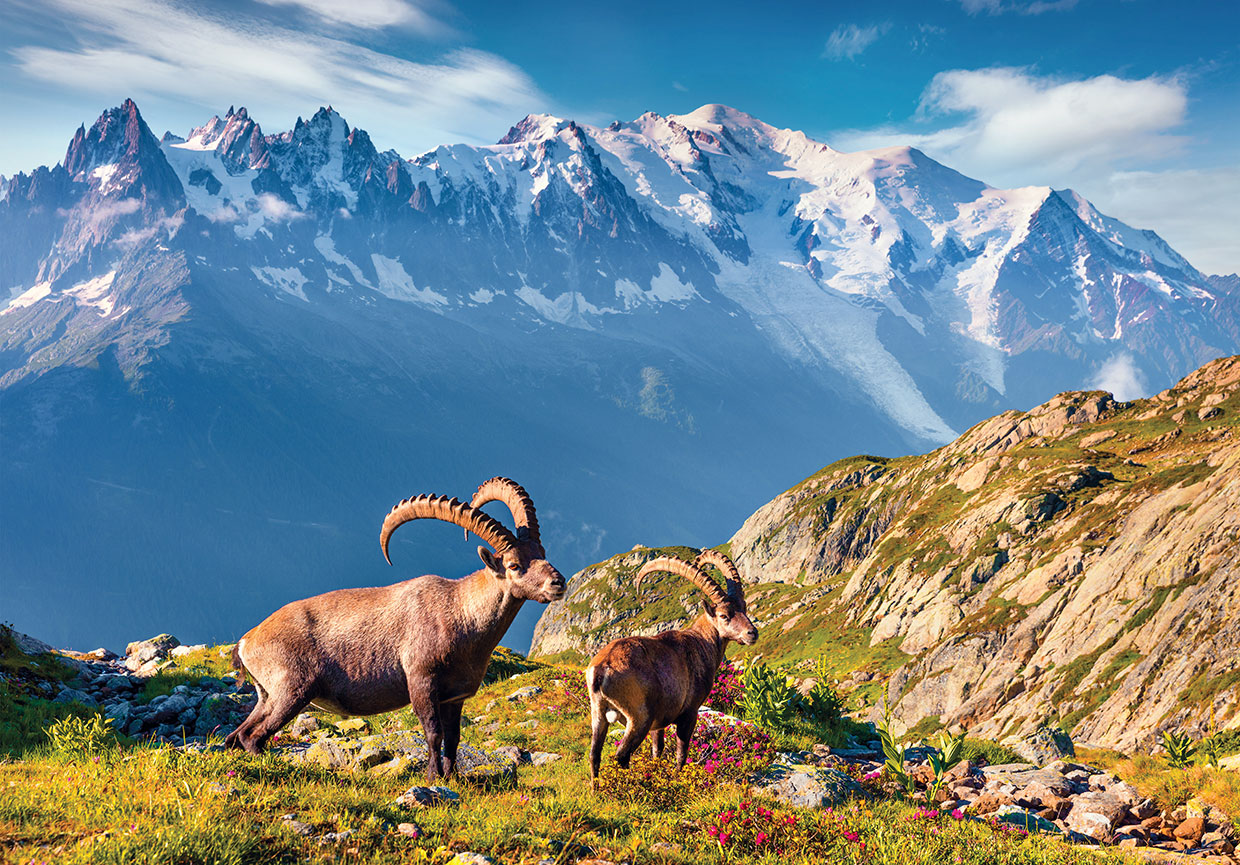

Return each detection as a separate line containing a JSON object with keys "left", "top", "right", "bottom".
{"left": 225, "top": 478, "right": 565, "bottom": 780}
{"left": 584, "top": 549, "right": 757, "bottom": 782}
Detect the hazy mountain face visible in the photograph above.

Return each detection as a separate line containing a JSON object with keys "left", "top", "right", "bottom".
{"left": 2, "top": 99, "right": 1235, "bottom": 652}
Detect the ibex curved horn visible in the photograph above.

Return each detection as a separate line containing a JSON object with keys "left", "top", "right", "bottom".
{"left": 694, "top": 549, "right": 744, "bottom": 603}
{"left": 470, "top": 477, "right": 541, "bottom": 546}
{"left": 381, "top": 494, "right": 517, "bottom": 565}
{"left": 635, "top": 556, "right": 726, "bottom": 607}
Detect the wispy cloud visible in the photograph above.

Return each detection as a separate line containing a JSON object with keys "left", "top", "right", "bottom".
{"left": 829, "top": 67, "right": 1240, "bottom": 274}
{"left": 253, "top": 0, "right": 448, "bottom": 33}
{"left": 1092, "top": 353, "right": 1149, "bottom": 401}
{"left": 11, "top": 0, "right": 547, "bottom": 154}
{"left": 672, "top": 81, "right": 688, "bottom": 92}
{"left": 834, "top": 67, "right": 1187, "bottom": 179}
{"left": 958, "top": 0, "right": 1078, "bottom": 14}
{"left": 823, "top": 23, "right": 889, "bottom": 61}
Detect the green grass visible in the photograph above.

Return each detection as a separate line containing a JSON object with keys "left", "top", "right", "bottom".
{"left": 0, "top": 641, "right": 1141, "bottom": 865}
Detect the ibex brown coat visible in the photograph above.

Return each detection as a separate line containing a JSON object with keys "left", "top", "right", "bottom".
{"left": 225, "top": 478, "right": 565, "bottom": 781}
{"left": 585, "top": 550, "right": 757, "bottom": 781}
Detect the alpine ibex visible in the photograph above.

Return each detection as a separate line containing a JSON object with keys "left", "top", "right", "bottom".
{"left": 225, "top": 477, "right": 565, "bottom": 780}
{"left": 585, "top": 549, "right": 757, "bottom": 781}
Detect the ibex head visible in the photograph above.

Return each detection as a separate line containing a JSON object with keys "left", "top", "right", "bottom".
{"left": 636, "top": 550, "right": 758, "bottom": 645}
{"left": 379, "top": 477, "right": 566, "bottom": 603}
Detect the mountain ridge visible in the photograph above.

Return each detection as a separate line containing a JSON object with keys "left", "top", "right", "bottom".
{"left": 1, "top": 98, "right": 1237, "bottom": 654}
{"left": 530, "top": 354, "right": 1240, "bottom": 752}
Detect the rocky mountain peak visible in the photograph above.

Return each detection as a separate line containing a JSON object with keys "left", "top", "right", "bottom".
{"left": 62, "top": 98, "right": 160, "bottom": 179}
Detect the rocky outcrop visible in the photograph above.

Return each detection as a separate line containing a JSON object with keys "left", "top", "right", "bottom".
{"left": 532, "top": 356, "right": 1240, "bottom": 752}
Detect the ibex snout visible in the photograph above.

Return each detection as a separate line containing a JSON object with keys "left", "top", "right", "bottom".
{"left": 541, "top": 564, "right": 567, "bottom": 602}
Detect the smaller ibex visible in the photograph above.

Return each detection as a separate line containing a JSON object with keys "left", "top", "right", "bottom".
{"left": 225, "top": 478, "right": 565, "bottom": 781}
{"left": 585, "top": 549, "right": 757, "bottom": 782}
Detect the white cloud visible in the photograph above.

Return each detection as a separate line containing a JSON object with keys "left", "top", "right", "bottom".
{"left": 12, "top": 0, "right": 548, "bottom": 155}
{"left": 252, "top": 0, "right": 446, "bottom": 32}
{"left": 910, "top": 67, "right": 1187, "bottom": 178}
{"left": 255, "top": 193, "right": 304, "bottom": 221}
{"left": 114, "top": 212, "right": 184, "bottom": 249}
{"left": 827, "top": 67, "right": 1240, "bottom": 273}
{"left": 1092, "top": 353, "right": 1149, "bottom": 401}
{"left": 823, "top": 23, "right": 889, "bottom": 61}
{"left": 672, "top": 81, "right": 688, "bottom": 92}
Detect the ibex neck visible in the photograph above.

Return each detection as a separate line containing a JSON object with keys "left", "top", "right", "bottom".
{"left": 458, "top": 569, "right": 524, "bottom": 649}
{"left": 685, "top": 613, "right": 727, "bottom": 669}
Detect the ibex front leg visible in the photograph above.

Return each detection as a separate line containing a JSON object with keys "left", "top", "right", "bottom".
{"left": 409, "top": 685, "right": 446, "bottom": 781}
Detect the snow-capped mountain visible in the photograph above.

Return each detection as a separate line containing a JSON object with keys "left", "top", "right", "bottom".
{"left": 1, "top": 99, "right": 1235, "bottom": 651}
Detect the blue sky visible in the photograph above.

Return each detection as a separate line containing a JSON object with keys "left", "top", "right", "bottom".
{"left": 2, "top": 0, "right": 1237, "bottom": 272}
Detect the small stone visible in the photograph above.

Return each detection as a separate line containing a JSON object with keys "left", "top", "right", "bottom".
{"left": 124, "top": 634, "right": 180, "bottom": 671}
{"left": 970, "top": 792, "right": 1014, "bottom": 815}
{"left": 396, "top": 822, "right": 423, "bottom": 838}
{"left": 53, "top": 687, "right": 99, "bottom": 707}
{"left": 992, "top": 804, "right": 1061, "bottom": 834}
{"left": 515, "top": 719, "right": 539, "bottom": 730}
{"left": 288, "top": 713, "right": 322, "bottom": 737}
{"left": 530, "top": 751, "right": 561, "bottom": 766}
{"left": 355, "top": 742, "right": 394, "bottom": 770}
{"left": 318, "top": 830, "right": 353, "bottom": 844}
{"left": 335, "top": 718, "right": 369, "bottom": 734}
{"left": 506, "top": 686, "right": 542, "bottom": 702}
{"left": 1174, "top": 817, "right": 1205, "bottom": 844}
{"left": 283, "top": 820, "right": 315, "bottom": 836}
{"left": 396, "top": 785, "right": 461, "bottom": 809}
{"left": 1065, "top": 792, "right": 1127, "bottom": 841}
{"left": 170, "top": 644, "right": 208, "bottom": 658}
{"left": 369, "top": 756, "right": 416, "bottom": 778}
{"left": 453, "top": 853, "right": 496, "bottom": 865}
{"left": 492, "top": 745, "right": 525, "bottom": 764}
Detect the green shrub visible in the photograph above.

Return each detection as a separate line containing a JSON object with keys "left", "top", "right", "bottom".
{"left": 877, "top": 702, "right": 915, "bottom": 793}
{"left": 739, "top": 662, "right": 796, "bottom": 729}
{"left": 595, "top": 751, "right": 714, "bottom": 809}
{"left": 45, "top": 713, "right": 117, "bottom": 760}
{"left": 1161, "top": 730, "right": 1197, "bottom": 768}
{"left": 927, "top": 729, "right": 967, "bottom": 801}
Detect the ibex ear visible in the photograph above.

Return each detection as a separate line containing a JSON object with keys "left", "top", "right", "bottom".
{"left": 478, "top": 546, "right": 503, "bottom": 575}
{"left": 702, "top": 600, "right": 716, "bottom": 617}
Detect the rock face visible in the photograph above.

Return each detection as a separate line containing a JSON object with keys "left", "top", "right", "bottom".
{"left": 533, "top": 356, "right": 1240, "bottom": 751}
{"left": 1005, "top": 727, "right": 1075, "bottom": 767}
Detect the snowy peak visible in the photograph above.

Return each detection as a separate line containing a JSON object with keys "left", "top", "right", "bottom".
{"left": 180, "top": 106, "right": 269, "bottom": 173}
{"left": 3, "top": 98, "right": 1235, "bottom": 451}
{"left": 497, "top": 114, "right": 576, "bottom": 145}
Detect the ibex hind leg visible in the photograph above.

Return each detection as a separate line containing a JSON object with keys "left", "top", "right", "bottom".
{"left": 614, "top": 713, "right": 652, "bottom": 770}
{"left": 651, "top": 728, "right": 666, "bottom": 760}
{"left": 224, "top": 678, "right": 269, "bottom": 750}
{"left": 588, "top": 702, "right": 612, "bottom": 782}
{"left": 241, "top": 691, "right": 312, "bottom": 753}
{"left": 673, "top": 711, "right": 698, "bottom": 769}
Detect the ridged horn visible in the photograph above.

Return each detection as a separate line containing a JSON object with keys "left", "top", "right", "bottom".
{"left": 694, "top": 549, "right": 744, "bottom": 602}
{"left": 470, "top": 477, "right": 540, "bottom": 545}
{"left": 635, "top": 556, "right": 726, "bottom": 607}
{"left": 380, "top": 494, "right": 517, "bottom": 565}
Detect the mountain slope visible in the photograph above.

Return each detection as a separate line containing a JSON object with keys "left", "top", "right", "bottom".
{"left": 531, "top": 355, "right": 1240, "bottom": 751}
{"left": 1, "top": 99, "right": 1237, "bottom": 653}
